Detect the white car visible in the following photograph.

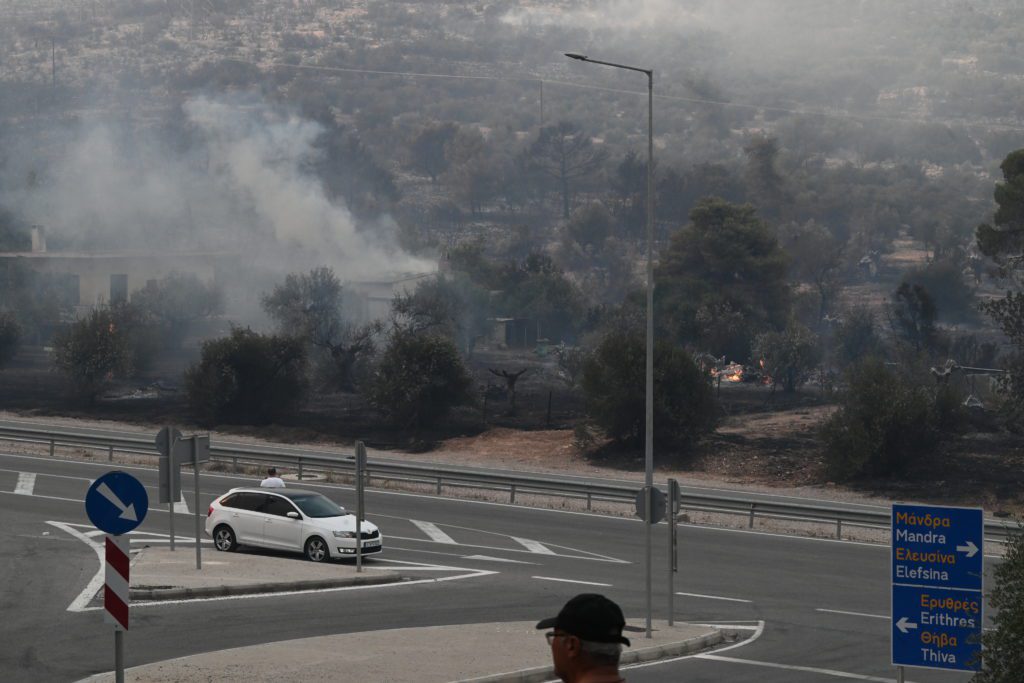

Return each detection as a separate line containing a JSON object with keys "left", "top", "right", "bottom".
{"left": 205, "top": 487, "right": 382, "bottom": 562}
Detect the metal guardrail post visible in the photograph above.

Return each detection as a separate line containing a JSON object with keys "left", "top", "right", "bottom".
{"left": 232, "top": 457, "right": 238, "bottom": 473}
{"left": 510, "top": 484, "right": 516, "bottom": 504}
{"left": 837, "top": 519, "right": 843, "bottom": 540}
{"left": 436, "top": 476, "right": 442, "bottom": 495}
{"left": 108, "top": 446, "right": 113, "bottom": 461}
{"left": 297, "top": 458, "right": 303, "bottom": 481}
{"left": 586, "top": 492, "right": 592, "bottom": 511}
{"left": 749, "top": 504, "right": 756, "bottom": 528}
{"left": 49, "top": 439, "right": 55, "bottom": 457}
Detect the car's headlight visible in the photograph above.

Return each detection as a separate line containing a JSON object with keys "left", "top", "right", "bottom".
{"left": 332, "top": 531, "right": 356, "bottom": 538}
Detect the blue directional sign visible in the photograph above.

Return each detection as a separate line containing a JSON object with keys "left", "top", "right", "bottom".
{"left": 892, "top": 503, "right": 983, "bottom": 672}
{"left": 85, "top": 471, "right": 149, "bottom": 536}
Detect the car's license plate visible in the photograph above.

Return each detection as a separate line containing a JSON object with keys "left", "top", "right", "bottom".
{"left": 362, "top": 539, "right": 381, "bottom": 548}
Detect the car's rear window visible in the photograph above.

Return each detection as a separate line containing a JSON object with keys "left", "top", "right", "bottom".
{"left": 291, "top": 494, "right": 345, "bottom": 518}
{"left": 219, "top": 492, "right": 265, "bottom": 511}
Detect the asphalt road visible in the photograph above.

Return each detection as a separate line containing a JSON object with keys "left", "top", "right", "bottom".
{"left": 0, "top": 451, "right": 985, "bottom": 683}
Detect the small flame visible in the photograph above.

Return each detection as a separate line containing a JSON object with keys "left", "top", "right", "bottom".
{"left": 711, "top": 362, "right": 744, "bottom": 382}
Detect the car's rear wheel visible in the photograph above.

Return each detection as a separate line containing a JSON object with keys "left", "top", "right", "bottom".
{"left": 213, "top": 525, "right": 238, "bottom": 552}
{"left": 304, "top": 536, "right": 329, "bottom": 562}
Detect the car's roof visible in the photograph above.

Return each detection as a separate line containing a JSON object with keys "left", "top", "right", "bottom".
{"left": 226, "top": 487, "right": 324, "bottom": 499}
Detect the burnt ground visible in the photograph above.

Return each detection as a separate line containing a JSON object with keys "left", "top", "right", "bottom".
{"left": 1, "top": 346, "right": 1022, "bottom": 514}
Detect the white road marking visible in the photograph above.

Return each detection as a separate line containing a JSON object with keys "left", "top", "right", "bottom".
{"left": 817, "top": 608, "right": 888, "bottom": 619}
{"left": 625, "top": 621, "right": 765, "bottom": 671}
{"left": 676, "top": 591, "right": 752, "bottom": 603}
{"left": 14, "top": 472, "right": 36, "bottom": 495}
{"left": 511, "top": 536, "right": 556, "bottom": 555}
{"left": 532, "top": 576, "right": 612, "bottom": 587}
{"left": 695, "top": 654, "right": 913, "bottom": 682}
{"left": 386, "top": 534, "right": 620, "bottom": 563}
{"left": 46, "top": 521, "right": 105, "bottom": 612}
{"left": 462, "top": 555, "right": 536, "bottom": 564}
{"left": 411, "top": 520, "right": 457, "bottom": 544}
{"left": 173, "top": 493, "right": 189, "bottom": 515}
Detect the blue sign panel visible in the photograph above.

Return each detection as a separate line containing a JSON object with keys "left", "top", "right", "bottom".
{"left": 892, "top": 503, "right": 983, "bottom": 672}
{"left": 85, "top": 471, "right": 148, "bottom": 535}
{"left": 892, "top": 585, "right": 982, "bottom": 671}
{"left": 892, "top": 504, "right": 983, "bottom": 590}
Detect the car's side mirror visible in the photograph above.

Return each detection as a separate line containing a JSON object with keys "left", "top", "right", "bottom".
{"left": 286, "top": 511, "right": 300, "bottom": 519}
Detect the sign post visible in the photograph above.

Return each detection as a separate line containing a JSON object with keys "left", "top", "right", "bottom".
{"left": 634, "top": 485, "right": 665, "bottom": 636}
{"left": 891, "top": 503, "right": 983, "bottom": 676}
{"left": 155, "top": 426, "right": 182, "bottom": 550}
{"left": 85, "top": 471, "right": 148, "bottom": 683}
{"left": 667, "top": 478, "right": 679, "bottom": 626}
{"left": 355, "top": 441, "right": 367, "bottom": 573}
{"left": 188, "top": 435, "right": 209, "bottom": 570}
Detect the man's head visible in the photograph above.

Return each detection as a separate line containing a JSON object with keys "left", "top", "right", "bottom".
{"left": 267, "top": 467, "right": 277, "bottom": 477}
{"left": 536, "top": 594, "right": 629, "bottom": 681}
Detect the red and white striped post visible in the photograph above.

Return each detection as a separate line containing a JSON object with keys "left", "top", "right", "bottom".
{"left": 104, "top": 535, "right": 130, "bottom": 683}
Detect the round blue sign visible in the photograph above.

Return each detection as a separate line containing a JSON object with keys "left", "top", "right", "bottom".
{"left": 85, "top": 471, "right": 149, "bottom": 535}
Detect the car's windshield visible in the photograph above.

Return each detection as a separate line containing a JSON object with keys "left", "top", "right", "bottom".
{"left": 291, "top": 494, "right": 346, "bottom": 518}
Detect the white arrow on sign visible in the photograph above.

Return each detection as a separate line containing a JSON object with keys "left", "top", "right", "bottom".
{"left": 896, "top": 617, "right": 918, "bottom": 634}
{"left": 957, "top": 540, "right": 979, "bottom": 558}
{"left": 97, "top": 482, "right": 138, "bottom": 522}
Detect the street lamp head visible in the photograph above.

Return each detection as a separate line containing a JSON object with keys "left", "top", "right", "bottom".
{"left": 564, "top": 52, "right": 588, "bottom": 61}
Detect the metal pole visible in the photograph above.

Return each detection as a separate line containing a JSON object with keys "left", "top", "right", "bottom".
{"left": 168, "top": 437, "right": 175, "bottom": 551}
{"left": 896, "top": 665, "right": 904, "bottom": 683}
{"left": 564, "top": 50, "right": 656, "bottom": 638}
{"left": 355, "top": 441, "right": 366, "bottom": 573}
{"left": 644, "top": 67, "right": 655, "bottom": 640}
{"left": 668, "top": 478, "right": 678, "bottom": 626}
{"left": 193, "top": 438, "right": 201, "bottom": 570}
{"left": 114, "top": 629, "right": 124, "bottom": 683}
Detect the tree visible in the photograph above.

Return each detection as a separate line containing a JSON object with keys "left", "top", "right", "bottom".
{"left": 974, "top": 526, "right": 1024, "bottom": 681}
{"left": 528, "top": 121, "right": 609, "bottom": 219}
{"left": 441, "top": 128, "right": 503, "bottom": 215}
{"left": 976, "top": 149, "right": 1024, "bottom": 426}
{"left": 752, "top": 322, "right": 821, "bottom": 393}
{"left": 367, "top": 329, "right": 473, "bottom": 430}
{"left": 499, "top": 254, "right": 586, "bottom": 344}
{"left": 902, "top": 260, "right": 978, "bottom": 324}
{"left": 185, "top": 328, "right": 308, "bottom": 426}
{"left": 0, "top": 312, "right": 19, "bottom": 369}
{"left": 744, "top": 135, "right": 789, "bottom": 219}
{"left": 833, "top": 307, "right": 886, "bottom": 369}
{"left": 657, "top": 198, "right": 791, "bottom": 361}
{"left": 131, "top": 272, "right": 222, "bottom": 349}
{"left": 409, "top": 122, "right": 457, "bottom": 182}
{"left": 820, "top": 358, "right": 937, "bottom": 480}
{"left": 53, "top": 307, "right": 135, "bottom": 399}
{"left": 390, "top": 273, "right": 490, "bottom": 357}
{"left": 889, "top": 282, "right": 938, "bottom": 353}
{"left": 262, "top": 267, "right": 379, "bottom": 391}
{"left": 488, "top": 367, "right": 527, "bottom": 412}
{"left": 581, "top": 330, "right": 718, "bottom": 455}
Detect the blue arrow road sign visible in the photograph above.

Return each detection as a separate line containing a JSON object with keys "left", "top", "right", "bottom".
{"left": 892, "top": 504, "right": 983, "bottom": 590}
{"left": 892, "top": 584, "right": 982, "bottom": 671}
{"left": 892, "top": 503, "right": 983, "bottom": 672}
{"left": 85, "top": 471, "right": 148, "bottom": 536}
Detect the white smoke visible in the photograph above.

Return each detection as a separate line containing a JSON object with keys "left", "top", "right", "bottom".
{"left": 8, "top": 94, "right": 433, "bottom": 281}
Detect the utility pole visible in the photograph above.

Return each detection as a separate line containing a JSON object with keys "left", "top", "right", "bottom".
{"left": 51, "top": 38, "right": 56, "bottom": 89}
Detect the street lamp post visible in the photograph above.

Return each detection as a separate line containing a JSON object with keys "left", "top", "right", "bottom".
{"left": 565, "top": 52, "right": 656, "bottom": 638}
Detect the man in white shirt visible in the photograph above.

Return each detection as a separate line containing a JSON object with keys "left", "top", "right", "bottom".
{"left": 260, "top": 467, "right": 285, "bottom": 488}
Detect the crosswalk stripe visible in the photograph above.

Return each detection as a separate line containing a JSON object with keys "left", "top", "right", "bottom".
{"left": 411, "top": 520, "right": 457, "bottom": 544}
{"left": 14, "top": 472, "right": 36, "bottom": 495}
{"left": 512, "top": 536, "right": 556, "bottom": 555}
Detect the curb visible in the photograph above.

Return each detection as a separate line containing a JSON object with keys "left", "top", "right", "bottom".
{"left": 453, "top": 629, "right": 725, "bottom": 683}
{"left": 130, "top": 572, "right": 406, "bottom": 601}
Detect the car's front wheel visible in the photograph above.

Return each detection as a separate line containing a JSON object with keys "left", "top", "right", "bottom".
{"left": 304, "top": 536, "right": 329, "bottom": 562}
{"left": 213, "top": 525, "right": 238, "bottom": 552}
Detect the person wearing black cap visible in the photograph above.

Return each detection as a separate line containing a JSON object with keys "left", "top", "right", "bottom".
{"left": 536, "top": 593, "right": 630, "bottom": 683}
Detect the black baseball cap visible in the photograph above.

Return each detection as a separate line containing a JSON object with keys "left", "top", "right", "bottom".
{"left": 536, "top": 593, "right": 630, "bottom": 646}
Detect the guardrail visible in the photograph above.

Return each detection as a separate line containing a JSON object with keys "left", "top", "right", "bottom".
{"left": 1, "top": 423, "right": 1019, "bottom": 544}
